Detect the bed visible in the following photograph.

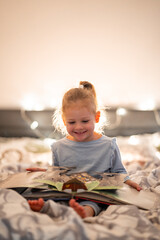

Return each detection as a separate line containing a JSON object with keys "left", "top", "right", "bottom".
{"left": 0, "top": 133, "right": 160, "bottom": 239}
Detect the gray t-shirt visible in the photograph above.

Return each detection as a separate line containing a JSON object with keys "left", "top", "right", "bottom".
{"left": 51, "top": 135, "right": 129, "bottom": 180}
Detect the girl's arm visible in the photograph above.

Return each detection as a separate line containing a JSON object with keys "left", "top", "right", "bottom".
{"left": 111, "top": 140, "right": 142, "bottom": 192}
{"left": 125, "top": 179, "right": 142, "bottom": 191}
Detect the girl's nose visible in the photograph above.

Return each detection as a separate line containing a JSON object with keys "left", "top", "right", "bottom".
{"left": 75, "top": 122, "right": 83, "bottom": 129}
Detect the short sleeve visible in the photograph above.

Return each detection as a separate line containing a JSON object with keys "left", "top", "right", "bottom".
{"left": 110, "top": 138, "right": 127, "bottom": 175}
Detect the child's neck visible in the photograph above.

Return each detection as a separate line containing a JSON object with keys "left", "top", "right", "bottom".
{"left": 67, "top": 132, "right": 102, "bottom": 142}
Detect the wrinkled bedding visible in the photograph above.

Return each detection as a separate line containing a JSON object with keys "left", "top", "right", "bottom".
{"left": 0, "top": 134, "right": 160, "bottom": 239}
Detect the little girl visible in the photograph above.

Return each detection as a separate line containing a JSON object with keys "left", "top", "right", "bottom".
{"left": 27, "top": 81, "right": 142, "bottom": 218}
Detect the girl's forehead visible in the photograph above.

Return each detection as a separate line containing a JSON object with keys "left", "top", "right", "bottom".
{"left": 64, "top": 109, "right": 94, "bottom": 121}
{"left": 66, "top": 101, "right": 93, "bottom": 112}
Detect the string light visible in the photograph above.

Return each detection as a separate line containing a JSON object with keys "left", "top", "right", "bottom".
{"left": 43, "top": 138, "right": 56, "bottom": 146}
{"left": 20, "top": 108, "right": 45, "bottom": 138}
{"left": 30, "top": 121, "right": 39, "bottom": 130}
{"left": 116, "top": 108, "right": 127, "bottom": 116}
{"left": 128, "top": 135, "right": 140, "bottom": 145}
{"left": 137, "top": 99, "right": 156, "bottom": 111}
{"left": 20, "top": 95, "right": 160, "bottom": 136}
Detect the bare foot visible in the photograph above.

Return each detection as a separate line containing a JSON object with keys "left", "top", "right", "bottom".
{"left": 69, "top": 199, "right": 94, "bottom": 218}
{"left": 28, "top": 198, "right": 44, "bottom": 212}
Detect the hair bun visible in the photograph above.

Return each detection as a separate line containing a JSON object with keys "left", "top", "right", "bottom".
{"left": 79, "top": 81, "right": 92, "bottom": 90}
{"left": 79, "top": 81, "right": 96, "bottom": 98}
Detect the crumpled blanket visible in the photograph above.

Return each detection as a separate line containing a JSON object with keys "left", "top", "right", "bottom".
{"left": 0, "top": 188, "right": 88, "bottom": 240}
{"left": 85, "top": 205, "right": 160, "bottom": 239}
{"left": 130, "top": 164, "right": 160, "bottom": 195}
{"left": 0, "top": 136, "right": 160, "bottom": 239}
{"left": 0, "top": 187, "right": 160, "bottom": 240}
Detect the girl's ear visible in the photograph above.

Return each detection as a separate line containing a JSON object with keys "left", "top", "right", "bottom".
{"left": 95, "top": 111, "right": 101, "bottom": 123}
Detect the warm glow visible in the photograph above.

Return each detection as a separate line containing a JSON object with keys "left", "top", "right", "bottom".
{"left": 21, "top": 94, "right": 45, "bottom": 111}
{"left": 43, "top": 138, "right": 56, "bottom": 146}
{"left": 121, "top": 152, "right": 142, "bottom": 163}
{"left": 137, "top": 99, "right": 156, "bottom": 111}
{"left": 116, "top": 108, "right": 127, "bottom": 116}
{"left": 30, "top": 121, "right": 39, "bottom": 129}
{"left": 128, "top": 135, "right": 140, "bottom": 145}
{"left": 156, "top": 151, "right": 160, "bottom": 159}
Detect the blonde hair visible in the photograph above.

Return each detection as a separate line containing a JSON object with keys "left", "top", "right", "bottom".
{"left": 52, "top": 81, "right": 107, "bottom": 135}
{"left": 62, "top": 81, "right": 97, "bottom": 115}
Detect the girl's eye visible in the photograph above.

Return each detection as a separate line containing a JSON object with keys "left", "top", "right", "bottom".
{"left": 68, "top": 122, "right": 75, "bottom": 125}
{"left": 82, "top": 120, "right": 89, "bottom": 123}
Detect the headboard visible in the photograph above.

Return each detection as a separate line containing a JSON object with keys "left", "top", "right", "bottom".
{"left": 0, "top": 108, "right": 160, "bottom": 138}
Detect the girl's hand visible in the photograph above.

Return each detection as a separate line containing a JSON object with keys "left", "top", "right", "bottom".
{"left": 26, "top": 168, "right": 46, "bottom": 172}
{"left": 125, "top": 179, "right": 142, "bottom": 191}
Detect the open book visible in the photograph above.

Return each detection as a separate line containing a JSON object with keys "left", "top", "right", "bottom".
{"left": 0, "top": 166, "right": 157, "bottom": 210}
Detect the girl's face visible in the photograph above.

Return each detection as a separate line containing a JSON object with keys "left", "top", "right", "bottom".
{"left": 63, "top": 101, "right": 98, "bottom": 142}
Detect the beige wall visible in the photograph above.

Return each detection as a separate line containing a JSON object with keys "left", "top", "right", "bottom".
{"left": 0, "top": 0, "right": 160, "bottom": 109}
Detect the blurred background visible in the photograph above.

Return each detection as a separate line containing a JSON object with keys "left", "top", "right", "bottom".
{"left": 0, "top": 0, "right": 160, "bottom": 138}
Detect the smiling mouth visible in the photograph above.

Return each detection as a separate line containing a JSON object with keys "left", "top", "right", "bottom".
{"left": 74, "top": 131, "right": 87, "bottom": 135}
